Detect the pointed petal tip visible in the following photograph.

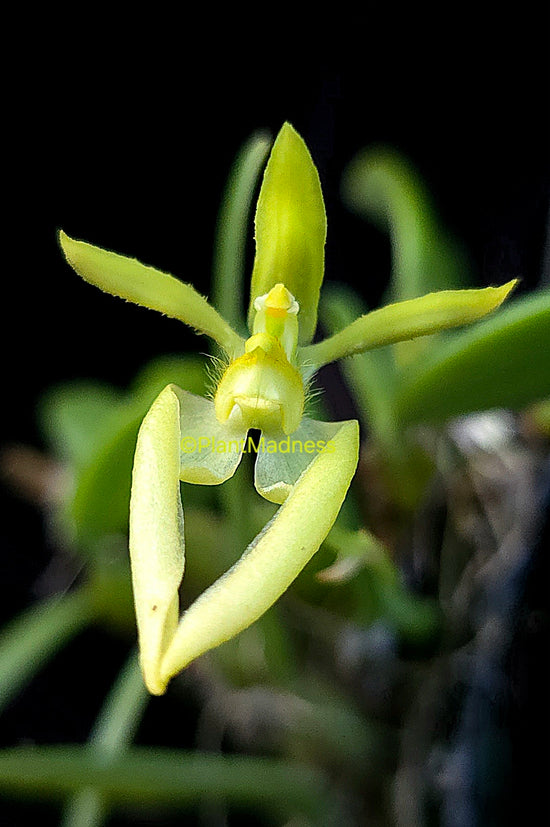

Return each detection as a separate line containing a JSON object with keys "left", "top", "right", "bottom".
{"left": 279, "top": 120, "right": 297, "bottom": 137}
{"left": 499, "top": 278, "right": 520, "bottom": 301}
{"left": 58, "top": 228, "right": 79, "bottom": 248}
{"left": 485, "top": 278, "right": 520, "bottom": 313}
{"left": 274, "top": 121, "right": 309, "bottom": 156}
{"left": 57, "top": 229, "right": 85, "bottom": 270}
{"left": 57, "top": 228, "right": 71, "bottom": 255}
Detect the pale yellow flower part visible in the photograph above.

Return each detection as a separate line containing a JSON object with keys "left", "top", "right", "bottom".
{"left": 130, "top": 378, "right": 358, "bottom": 695}
{"left": 59, "top": 122, "right": 517, "bottom": 695}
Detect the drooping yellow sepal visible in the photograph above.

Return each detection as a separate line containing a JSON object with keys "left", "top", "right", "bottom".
{"left": 158, "top": 417, "right": 359, "bottom": 686}
{"left": 129, "top": 379, "right": 358, "bottom": 695}
{"left": 129, "top": 385, "right": 184, "bottom": 695}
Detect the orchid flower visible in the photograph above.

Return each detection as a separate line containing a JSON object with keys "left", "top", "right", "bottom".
{"left": 59, "top": 123, "right": 516, "bottom": 694}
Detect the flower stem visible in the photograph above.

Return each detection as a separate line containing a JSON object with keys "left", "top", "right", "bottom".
{"left": 60, "top": 649, "right": 148, "bottom": 827}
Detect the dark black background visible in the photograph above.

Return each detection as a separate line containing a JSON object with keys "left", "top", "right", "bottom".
{"left": 0, "top": 9, "right": 548, "bottom": 825}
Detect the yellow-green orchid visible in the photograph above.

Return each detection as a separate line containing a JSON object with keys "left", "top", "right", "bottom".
{"left": 59, "top": 123, "right": 516, "bottom": 695}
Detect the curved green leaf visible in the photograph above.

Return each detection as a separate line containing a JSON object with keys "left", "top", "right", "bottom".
{"left": 341, "top": 146, "right": 472, "bottom": 301}
{"left": 212, "top": 130, "right": 272, "bottom": 334}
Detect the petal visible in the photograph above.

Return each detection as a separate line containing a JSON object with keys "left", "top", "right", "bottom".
{"left": 129, "top": 385, "right": 185, "bottom": 695}
{"left": 300, "top": 281, "right": 518, "bottom": 370}
{"left": 253, "top": 418, "right": 346, "bottom": 504}
{"left": 247, "top": 123, "right": 327, "bottom": 345}
{"left": 59, "top": 231, "right": 244, "bottom": 358}
{"left": 393, "top": 288, "right": 550, "bottom": 425}
{"left": 171, "top": 386, "right": 247, "bottom": 485}
{"left": 159, "top": 419, "right": 359, "bottom": 683}
{"left": 129, "top": 384, "right": 248, "bottom": 695}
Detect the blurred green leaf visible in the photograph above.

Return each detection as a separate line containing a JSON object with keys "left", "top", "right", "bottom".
{"left": 131, "top": 353, "right": 208, "bottom": 400}
{"left": 40, "top": 355, "right": 210, "bottom": 548}
{"left": 38, "top": 383, "right": 125, "bottom": 468}
{"left": 212, "top": 130, "right": 272, "bottom": 335}
{"left": 342, "top": 146, "right": 472, "bottom": 301}
{"left": 0, "top": 746, "right": 333, "bottom": 823}
{"left": 70, "top": 410, "right": 142, "bottom": 543}
{"left": 395, "top": 290, "right": 550, "bottom": 425}
{"left": 341, "top": 147, "right": 474, "bottom": 366}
